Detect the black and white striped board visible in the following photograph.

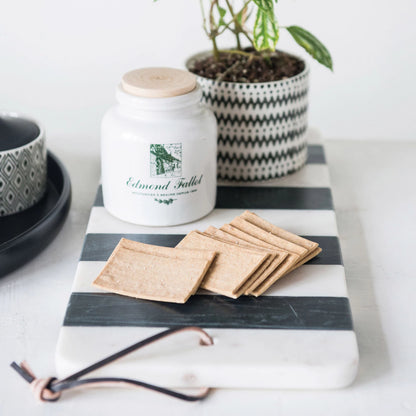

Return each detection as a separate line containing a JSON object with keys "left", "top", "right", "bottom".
{"left": 56, "top": 136, "right": 358, "bottom": 389}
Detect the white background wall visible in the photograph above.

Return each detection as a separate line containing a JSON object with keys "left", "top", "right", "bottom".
{"left": 1, "top": 0, "right": 415, "bottom": 152}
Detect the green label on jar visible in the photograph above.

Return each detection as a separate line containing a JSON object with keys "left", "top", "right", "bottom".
{"left": 150, "top": 143, "right": 182, "bottom": 178}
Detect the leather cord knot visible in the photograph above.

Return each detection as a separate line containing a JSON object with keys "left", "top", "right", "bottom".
{"left": 30, "top": 376, "right": 62, "bottom": 402}
{"left": 11, "top": 327, "right": 213, "bottom": 403}
{"left": 11, "top": 361, "right": 62, "bottom": 402}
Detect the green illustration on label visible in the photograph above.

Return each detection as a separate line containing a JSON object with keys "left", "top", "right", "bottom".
{"left": 150, "top": 143, "right": 182, "bottom": 178}
{"left": 154, "top": 198, "right": 177, "bottom": 205}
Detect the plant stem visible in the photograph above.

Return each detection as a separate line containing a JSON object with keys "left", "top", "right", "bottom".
{"left": 236, "top": 33, "right": 242, "bottom": 50}
{"left": 223, "top": 0, "right": 254, "bottom": 51}
{"left": 209, "top": 0, "right": 220, "bottom": 60}
{"left": 199, "top": 0, "right": 209, "bottom": 35}
{"left": 219, "top": 49, "right": 261, "bottom": 59}
{"left": 241, "top": 30, "right": 255, "bottom": 49}
{"left": 217, "top": 60, "right": 241, "bottom": 81}
{"left": 224, "top": 0, "right": 239, "bottom": 50}
{"left": 212, "top": 37, "right": 220, "bottom": 60}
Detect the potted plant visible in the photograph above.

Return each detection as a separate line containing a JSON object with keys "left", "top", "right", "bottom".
{"left": 156, "top": 0, "right": 332, "bottom": 181}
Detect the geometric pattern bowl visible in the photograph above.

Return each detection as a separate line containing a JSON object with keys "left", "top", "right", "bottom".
{"left": 0, "top": 136, "right": 47, "bottom": 216}
{"left": 0, "top": 113, "right": 47, "bottom": 216}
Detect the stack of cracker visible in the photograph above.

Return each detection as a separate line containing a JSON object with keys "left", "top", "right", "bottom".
{"left": 93, "top": 211, "right": 321, "bottom": 303}
{"left": 177, "top": 211, "right": 321, "bottom": 298}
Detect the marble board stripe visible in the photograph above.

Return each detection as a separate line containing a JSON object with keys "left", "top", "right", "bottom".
{"left": 63, "top": 293, "right": 353, "bottom": 330}
{"left": 79, "top": 233, "right": 342, "bottom": 264}
{"left": 215, "top": 186, "right": 333, "bottom": 210}
{"left": 86, "top": 208, "right": 338, "bottom": 236}
{"left": 306, "top": 145, "right": 326, "bottom": 164}
{"left": 93, "top": 185, "right": 333, "bottom": 210}
{"left": 71, "top": 263, "right": 348, "bottom": 297}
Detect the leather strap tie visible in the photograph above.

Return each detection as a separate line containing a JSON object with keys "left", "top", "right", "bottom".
{"left": 11, "top": 326, "right": 213, "bottom": 402}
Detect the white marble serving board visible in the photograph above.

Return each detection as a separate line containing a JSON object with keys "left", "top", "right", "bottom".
{"left": 56, "top": 136, "right": 359, "bottom": 389}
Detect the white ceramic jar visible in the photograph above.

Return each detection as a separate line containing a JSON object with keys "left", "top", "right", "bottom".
{"left": 101, "top": 68, "right": 217, "bottom": 226}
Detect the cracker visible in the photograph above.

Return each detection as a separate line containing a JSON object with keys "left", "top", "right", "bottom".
{"left": 251, "top": 246, "right": 323, "bottom": 296}
{"left": 287, "top": 247, "right": 322, "bottom": 273}
{"left": 176, "top": 231, "right": 269, "bottom": 298}
{"left": 118, "top": 238, "right": 216, "bottom": 262}
{"left": 93, "top": 238, "right": 216, "bottom": 303}
{"left": 240, "top": 210, "right": 319, "bottom": 254}
{"left": 205, "top": 241, "right": 271, "bottom": 297}
{"left": 203, "top": 227, "right": 272, "bottom": 296}
{"left": 114, "top": 239, "right": 217, "bottom": 296}
{"left": 230, "top": 217, "right": 308, "bottom": 258}
{"left": 220, "top": 223, "right": 301, "bottom": 296}
{"left": 236, "top": 212, "right": 322, "bottom": 293}
{"left": 204, "top": 226, "right": 287, "bottom": 295}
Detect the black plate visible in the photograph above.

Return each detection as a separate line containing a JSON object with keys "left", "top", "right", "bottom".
{"left": 0, "top": 152, "right": 71, "bottom": 277}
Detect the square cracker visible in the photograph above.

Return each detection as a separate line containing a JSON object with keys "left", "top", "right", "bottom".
{"left": 203, "top": 227, "right": 273, "bottom": 296}
{"left": 204, "top": 226, "right": 287, "bottom": 295}
{"left": 287, "top": 246, "right": 322, "bottom": 273}
{"left": 240, "top": 210, "right": 320, "bottom": 257}
{"left": 251, "top": 250, "right": 321, "bottom": 296}
{"left": 230, "top": 217, "right": 309, "bottom": 260}
{"left": 176, "top": 231, "right": 269, "bottom": 298}
{"left": 220, "top": 223, "right": 301, "bottom": 296}
{"left": 253, "top": 245, "right": 322, "bottom": 296}
{"left": 93, "top": 238, "right": 216, "bottom": 303}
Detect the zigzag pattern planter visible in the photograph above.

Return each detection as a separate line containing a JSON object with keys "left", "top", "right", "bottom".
{"left": 189, "top": 54, "right": 310, "bottom": 181}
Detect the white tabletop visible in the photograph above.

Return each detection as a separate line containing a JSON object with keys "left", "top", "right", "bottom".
{"left": 1, "top": 137, "right": 415, "bottom": 415}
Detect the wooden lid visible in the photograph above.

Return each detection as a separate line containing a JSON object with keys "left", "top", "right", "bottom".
{"left": 121, "top": 67, "right": 197, "bottom": 98}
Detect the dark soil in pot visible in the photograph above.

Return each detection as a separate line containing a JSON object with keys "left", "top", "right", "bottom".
{"left": 188, "top": 49, "right": 305, "bottom": 83}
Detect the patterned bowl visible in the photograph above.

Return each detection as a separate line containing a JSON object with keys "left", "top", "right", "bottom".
{"left": 187, "top": 51, "right": 309, "bottom": 181}
{"left": 0, "top": 112, "right": 47, "bottom": 216}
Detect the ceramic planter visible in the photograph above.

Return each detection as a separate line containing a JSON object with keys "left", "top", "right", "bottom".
{"left": 187, "top": 52, "right": 309, "bottom": 181}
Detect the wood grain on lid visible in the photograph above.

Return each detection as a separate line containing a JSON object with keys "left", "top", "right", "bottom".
{"left": 121, "top": 67, "right": 197, "bottom": 98}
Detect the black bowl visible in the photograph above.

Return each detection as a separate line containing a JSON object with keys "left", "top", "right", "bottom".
{"left": 0, "top": 151, "right": 71, "bottom": 277}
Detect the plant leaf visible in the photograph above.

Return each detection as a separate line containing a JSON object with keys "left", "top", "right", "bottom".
{"left": 286, "top": 26, "right": 333, "bottom": 70}
{"left": 252, "top": 0, "right": 275, "bottom": 12}
{"left": 253, "top": 6, "right": 279, "bottom": 51}
{"left": 217, "top": 5, "right": 227, "bottom": 26}
{"left": 236, "top": 5, "right": 247, "bottom": 26}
